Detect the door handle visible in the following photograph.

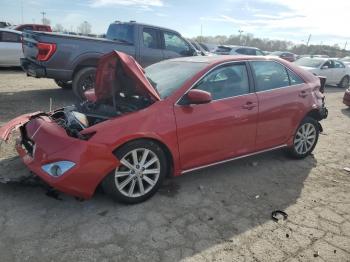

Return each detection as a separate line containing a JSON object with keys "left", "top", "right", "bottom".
{"left": 299, "top": 91, "right": 308, "bottom": 98}
{"left": 242, "top": 101, "right": 257, "bottom": 110}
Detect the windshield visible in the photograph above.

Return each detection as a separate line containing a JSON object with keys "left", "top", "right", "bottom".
{"left": 106, "top": 24, "right": 134, "bottom": 44}
{"left": 145, "top": 61, "right": 207, "bottom": 99}
{"left": 294, "top": 57, "right": 325, "bottom": 68}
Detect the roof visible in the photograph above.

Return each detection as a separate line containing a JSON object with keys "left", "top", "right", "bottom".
{"left": 0, "top": 28, "right": 22, "bottom": 34}
{"left": 111, "top": 21, "right": 180, "bottom": 34}
{"left": 166, "top": 55, "right": 281, "bottom": 64}
{"left": 218, "top": 45, "right": 260, "bottom": 50}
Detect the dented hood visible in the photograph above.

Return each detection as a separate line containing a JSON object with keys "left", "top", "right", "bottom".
{"left": 0, "top": 112, "right": 42, "bottom": 141}
{"left": 92, "top": 51, "right": 161, "bottom": 102}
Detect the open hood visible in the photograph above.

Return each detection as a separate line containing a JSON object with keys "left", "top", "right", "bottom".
{"left": 85, "top": 51, "right": 161, "bottom": 102}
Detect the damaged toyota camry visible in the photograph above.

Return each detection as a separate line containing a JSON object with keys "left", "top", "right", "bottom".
{"left": 0, "top": 51, "right": 328, "bottom": 204}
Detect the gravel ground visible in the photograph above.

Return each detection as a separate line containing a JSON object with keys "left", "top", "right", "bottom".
{"left": 0, "top": 68, "right": 349, "bottom": 262}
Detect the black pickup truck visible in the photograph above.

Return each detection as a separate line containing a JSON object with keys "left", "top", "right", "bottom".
{"left": 21, "top": 21, "right": 198, "bottom": 99}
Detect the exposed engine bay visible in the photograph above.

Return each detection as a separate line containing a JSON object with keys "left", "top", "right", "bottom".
{"left": 50, "top": 94, "right": 152, "bottom": 139}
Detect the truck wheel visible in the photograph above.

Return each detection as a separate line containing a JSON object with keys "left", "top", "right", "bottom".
{"left": 72, "top": 67, "right": 96, "bottom": 100}
{"left": 54, "top": 79, "right": 72, "bottom": 89}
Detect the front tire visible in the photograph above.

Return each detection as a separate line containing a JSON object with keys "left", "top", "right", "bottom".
{"left": 287, "top": 117, "right": 319, "bottom": 159}
{"left": 72, "top": 67, "right": 96, "bottom": 100}
{"left": 338, "top": 76, "right": 349, "bottom": 89}
{"left": 102, "top": 140, "right": 168, "bottom": 204}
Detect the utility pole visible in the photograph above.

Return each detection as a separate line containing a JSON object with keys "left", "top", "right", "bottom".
{"left": 200, "top": 24, "right": 203, "bottom": 42}
{"left": 306, "top": 34, "right": 311, "bottom": 46}
{"left": 40, "top": 11, "right": 46, "bottom": 24}
{"left": 344, "top": 41, "right": 348, "bottom": 50}
{"left": 20, "top": 0, "right": 23, "bottom": 23}
{"left": 238, "top": 29, "right": 244, "bottom": 45}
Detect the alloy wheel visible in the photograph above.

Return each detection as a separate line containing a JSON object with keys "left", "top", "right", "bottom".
{"left": 114, "top": 148, "right": 161, "bottom": 198}
{"left": 294, "top": 123, "right": 317, "bottom": 155}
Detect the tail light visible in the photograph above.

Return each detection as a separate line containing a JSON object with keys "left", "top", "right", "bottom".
{"left": 36, "top": 42, "right": 56, "bottom": 61}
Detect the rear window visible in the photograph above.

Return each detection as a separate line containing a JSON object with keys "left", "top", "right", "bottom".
{"left": 0, "top": 32, "right": 21, "bottom": 42}
{"left": 106, "top": 24, "right": 134, "bottom": 44}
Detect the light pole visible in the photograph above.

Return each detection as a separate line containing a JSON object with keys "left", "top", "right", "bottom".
{"left": 238, "top": 30, "right": 244, "bottom": 45}
{"left": 40, "top": 11, "right": 46, "bottom": 24}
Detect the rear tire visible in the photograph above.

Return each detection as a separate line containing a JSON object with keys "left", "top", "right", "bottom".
{"left": 338, "top": 76, "right": 349, "bottom": 88}
{"left": 102, "top": 140, "right": 168, "bottom": 204}
{"left": 287, "top": 117, "right": 319, "bottom": 159}
{"left": 72, "top": 67, "right": 96, "bottom": 100}
{"left": 54, "top": 79, "right": 72, "bottom": 89}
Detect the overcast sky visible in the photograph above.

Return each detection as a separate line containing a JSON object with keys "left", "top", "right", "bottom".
{"left": 1, "top": 0, "right": 349, "bottom": 47}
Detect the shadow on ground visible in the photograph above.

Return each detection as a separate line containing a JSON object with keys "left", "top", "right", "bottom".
{"left": 0, "top": 88, "right": 77, "bottom": 123}
{"left": 0, "top": 148, "right": 316, "bottom": 261}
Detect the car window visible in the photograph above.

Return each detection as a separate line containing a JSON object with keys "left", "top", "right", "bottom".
{"left": 143, "top": 28, "right": 159, "bottom": 49}
{"left": 194, "top": 63, "right": 250, "bottom": 100}
{"left": 323, "top": 60, "right": 334, "bottom": 68}
{"left": 106, "top": 24, "right": 134, "bottom": 44}
{"left": 163, "top": 32, "right": 191, "bottom": 55}
{"left": 251, "top": 61, "right": 290, "bottom": 91}
{"left": 256, "top": 50, "right": 265, "bottom": 56}
{"left": 334, "top": 61, "right": 345, "bottom": 68}
{"left": 0, "top": 32, "right": 21, "bottom": 42}
{"left": 287, "top": 69, "right": 304, "bottom": 85}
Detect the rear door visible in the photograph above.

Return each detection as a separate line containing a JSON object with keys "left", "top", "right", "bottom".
{"left": 333, "top": 60, "right": 347, "bottom": 83}
{"left": 320, "top": 60, "right": 335, "bottom": 84}
{"left": 174, "top": 62, "right": 258, "bottom": 170}
{"left": 0, "top": 31, "right": 22, "bottom": 66}
{"left": 139, "top": 26, "right": 164, "bottom": 67}
{"left": 250, "top": 60, "right": 307, "bottom": 150}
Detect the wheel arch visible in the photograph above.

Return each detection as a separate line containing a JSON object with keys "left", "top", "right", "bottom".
{"left": 304, "top": 109, "right": 323, "bottom": 132}
{"left": 112, "top": 137, "right": 175, "bottom": 178}
{"left": 71, "top": 53, "right": 103, "bottom": 78}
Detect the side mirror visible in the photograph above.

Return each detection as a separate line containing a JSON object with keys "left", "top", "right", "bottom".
{"left": 185, "top": 89, "right": 212, "bottom": 104}
{"left": 321, "top": 65, "right": 329, "bottom": 69}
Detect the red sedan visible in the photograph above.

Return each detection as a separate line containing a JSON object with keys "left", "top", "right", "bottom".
{"left": 0, "top": 51, "right": 328, "bottom": 204}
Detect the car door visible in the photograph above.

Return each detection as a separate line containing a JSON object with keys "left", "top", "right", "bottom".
{"left": 174, "top": 62, "right": 258, "bottom": 170}
{"left": 0, "top": 31, "right": 22, "bottom": 66}
{"left": 161, "top": 31, "right": 194, "bottom": 60}
{"left": 250, "top": 60, "right": 307, "bottom": 150}
{"left": 333, "top": 60, "right": 347, "bottom": 83}
{"left": 320, "top": 60, "right": 335, "bottom": 84}
{"left": 139, "top": 27, "right": 164, "bottom": 67}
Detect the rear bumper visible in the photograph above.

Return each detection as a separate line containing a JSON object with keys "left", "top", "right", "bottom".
{"left": 15, "top": 118, "right": 119, "bottom": 199}
{"left": 343, "top": 89, "right": 350, "bottom": 106}
{"left": 21, "top": 58, "right": 46, "bottom": 78}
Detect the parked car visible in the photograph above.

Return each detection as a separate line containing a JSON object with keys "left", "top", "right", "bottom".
{"left": 270, "top": 51, "right": 297, "bottom": 62}
{"left": 294, "top": 57, "right": 350, "bottom": 88}
{"left": 343, "top": 88, "right": 350, "bottom": 106}
{"left": 340, "top": 56, "right": 350, "bottom": 66}
{"left": 20, "top": 21, "right": 198, "bottom": 99}
{"left": 10, "top": 24, "right": 52, "bottom": 32}
{"left": 0, "top": 22, "right": 11, "bottom": 28}
{"left": 0, "top": 51, "right": 328, "bottom": 204}
{"left": 188, "top": 39, "right": 213, "bottom": 56}
{"left": 0, "top": 28, "right": 23, "bottom": 67}
{"left": 214, "top": 45, "right": 265, "bottom": 56}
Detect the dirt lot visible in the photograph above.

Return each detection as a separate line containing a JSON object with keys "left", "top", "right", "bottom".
{"left": 0, "top": 68, "right": 349, "bottom": 262}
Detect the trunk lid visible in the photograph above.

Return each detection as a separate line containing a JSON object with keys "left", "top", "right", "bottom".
{"left": 0, "top": 112, "right": 42, "bottom": 141}
{"left": 89, "top": 51, "right": 161, "bottom": 102}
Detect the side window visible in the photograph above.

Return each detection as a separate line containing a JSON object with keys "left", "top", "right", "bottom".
{"left": 163, "top": 32, "right": 191, "bottom": 55}
{"left": 0, "top": 32, "right": 21, "bottom": 42}
{"left": 287, "top": 69, "right": 304, "bottom": 85}
{"left": 334, "top": 61, "right": 345, "bottom": 68}
{"left": 143, "top": 28, "right": 159, "bottom": 49}
{"left": 195, "top": 63, "right": 250, "bottom": 100}
{"left": 251, "top": 61, "right": 289, "bottom": 91}
{"left": 256, "top": 50, "right": 265, "bottom": 56}
{"left": 235, "top": 48, "right": 246, "bottom": 55}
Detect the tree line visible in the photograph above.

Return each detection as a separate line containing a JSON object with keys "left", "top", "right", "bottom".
{"left": 192, "top": 33, "right": 350, "bottom": 58}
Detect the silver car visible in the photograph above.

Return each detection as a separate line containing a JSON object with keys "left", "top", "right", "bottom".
{"left": 0, "top": 28, "right": 23, "bottom": 67}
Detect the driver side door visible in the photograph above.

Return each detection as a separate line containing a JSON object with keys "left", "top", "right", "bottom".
{"left": 174, "top": 62, "right": 258, "bottom": 171}
{"left": 161, "top": 31, "right": 194, "bottom": 59}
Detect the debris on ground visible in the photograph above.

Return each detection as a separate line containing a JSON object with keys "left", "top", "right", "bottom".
{"left": 286, "top": 233, "right": 289, "bottom": 238}
{"left": 271, "top": 210, "right": 288, "bottom": 222}
{"left": 313, "top": 251, "right": 319, "bottom": 257}
{"left": 343, "top": 167, "right": 350, "bottom": 172}
{"left": 255, "top": 195, "right": 260, "bottom": 199}
{"left": 251, "top": 161, "right": 258, "bottom": 167}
